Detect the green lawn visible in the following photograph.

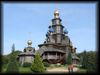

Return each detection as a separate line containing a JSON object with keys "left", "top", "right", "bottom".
{"left": 19, "top": 67, "right": 33, "bottom": 73}
{"left": 1, "top": 67, "right": 34, "bottom": 74}
{"left": 1, "top": 68, "right": 6, "bottom": 73}
{"left": 1, "top": 64, "right": 87, "bottom": 74}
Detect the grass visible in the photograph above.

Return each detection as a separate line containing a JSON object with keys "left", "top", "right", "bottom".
{"left": 1, "top": 64, "right": 87, "bottom": 74}
{"left": 1, "top": 68, "right": 7, "bottom": 73}
{"left": 19, "top": 67, "right": 33, "bottom": 73}
{"left": 1, "top": 67, "right": 34, "bottom": 74}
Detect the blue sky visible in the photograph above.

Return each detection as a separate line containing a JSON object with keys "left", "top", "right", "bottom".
{"left": 3, "top": 2, "right": 97, "bottom": 55}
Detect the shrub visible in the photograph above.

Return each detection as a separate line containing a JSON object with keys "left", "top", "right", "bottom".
{"left": 43, "top": 62, "right": 50, "bottom": 67}
{"left": 67, "top": 51, "right": 72, "bottom": 65}
{"left": 6, "top": 61, "right": 19, "bottom": 73}
{"left": 31, "top": 53, "right": 45, "bottom": 73}
{"left": 23, "top": 62, "right": 31, "bottom": 67}
{"left": 50, "top": 64, "right": 55, "bottom": 68}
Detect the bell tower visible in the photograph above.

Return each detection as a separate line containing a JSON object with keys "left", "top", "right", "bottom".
{"left": 51, "top": 10, "right": 64, "bottom": 44}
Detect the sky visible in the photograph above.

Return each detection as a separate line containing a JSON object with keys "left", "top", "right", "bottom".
{"left": 3, "top": 2, "right": 97, "bottom": 55}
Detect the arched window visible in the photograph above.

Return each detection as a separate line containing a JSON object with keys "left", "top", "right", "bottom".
{"left": 24, "top": 49, "right": 26, "bottom": 52}
{"left": 29, "top": 49, "right": 31, "bottom": 51}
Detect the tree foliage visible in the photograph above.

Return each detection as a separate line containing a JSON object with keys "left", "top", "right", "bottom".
{"left": 23, "top": 62, "right": 31, "bottom": 67}
{"left": 82, "top": 50, "right": 88, "bottom": 69}
{"left": 77, "top": 50, "right": 97, "bottom": 73}
{"left": 6, "top": 44, "right": 19, "bottom": 73}
{"left": 43, "top": 62, "right": 50, "bottom": 67}
{"left": 3, "top": 50, "right": 21, "bottom": 63}
{"left": 67, "top": 51, "right": 72, "bottom": 65}
{"left": 2, "top": 55, "right": 9, "bottom": 67}
{"left": 31, "top": 53, "right": 45, "bottom": 73}
{"left": 86, "top": 51, "right": 97, "bottom": 73}
{"left": 12, "top": 43, "right": 15, "bottom": 52}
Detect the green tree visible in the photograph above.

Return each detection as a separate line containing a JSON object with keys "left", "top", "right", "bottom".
{"left": 67, "top": 51, "right": 72, "bottom": 65}
{"left": 2, "top": 55, "right": 9, "bottom": 67}
{"left": 6, "top": 44, "right": 19, "bottom": 73}
{"left": 31, "top": 53, "right": 45, "bottom": 73}
{"left": 87, "top": 51, "right": 97, "bottom": 73}
{"left": 12, "top": 43, "right": 15, "bottom": 52}
{"left": 63, "top": 53, "right": 67, "bottom": 65}
{"left": 82, "top": 50, "right": 88, "bottom": 69}
{"left": 77, "top": 50, "right": 97, "bottom": 73}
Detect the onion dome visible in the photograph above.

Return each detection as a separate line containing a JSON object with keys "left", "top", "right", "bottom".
{"left": 49, "top": 25, "right": 51, "bottom": 28}
{"left": 49, "top": 27, "right": 54, "bottom": 32}
{"left": 74, "top": 47, "right": 77, "bottom": 53}
{"left": 49, "top": 22, "right": 52, "bottom": 28}
{"left": 46, "top": 32, "right": 49, "bottom": 37}
{"left": 54, "top": 10, "right": 59, "bottom": 18}
{"left": 64, "top": 28, "right": 68, "bottom": 34}
{"left": 27, "top": 40, "right": 32, "bottom": 46}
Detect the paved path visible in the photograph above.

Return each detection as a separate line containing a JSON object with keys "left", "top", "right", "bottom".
{"left": 46, "top": 67, "right": 79, "bottom": 73}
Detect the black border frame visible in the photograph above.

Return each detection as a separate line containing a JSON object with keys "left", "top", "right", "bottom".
{"left": 0, "top": 0, "right": 99, "bottom": 75}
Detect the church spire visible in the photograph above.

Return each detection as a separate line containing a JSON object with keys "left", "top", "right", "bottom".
{"left": 27, "top": 32, "right": 32, "bottom": 47}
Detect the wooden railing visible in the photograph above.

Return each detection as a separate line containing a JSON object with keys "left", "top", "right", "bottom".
{"left": 43, "top": 55, "right": 62, "bottom": 60}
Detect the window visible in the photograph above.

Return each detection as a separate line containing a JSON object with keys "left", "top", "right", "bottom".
{"left": 29, "top": 50, "right": 31, "bottom": 51}
{"left": 56, "top": 20, "right": 60, "bottom": 24}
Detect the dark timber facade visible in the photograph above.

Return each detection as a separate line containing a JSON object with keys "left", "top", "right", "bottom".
{"left": 37, "top": 10, "right": 79, "bottom": 64}
{"left": 18, "top": 10, "right": 79, "bottom": 65}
